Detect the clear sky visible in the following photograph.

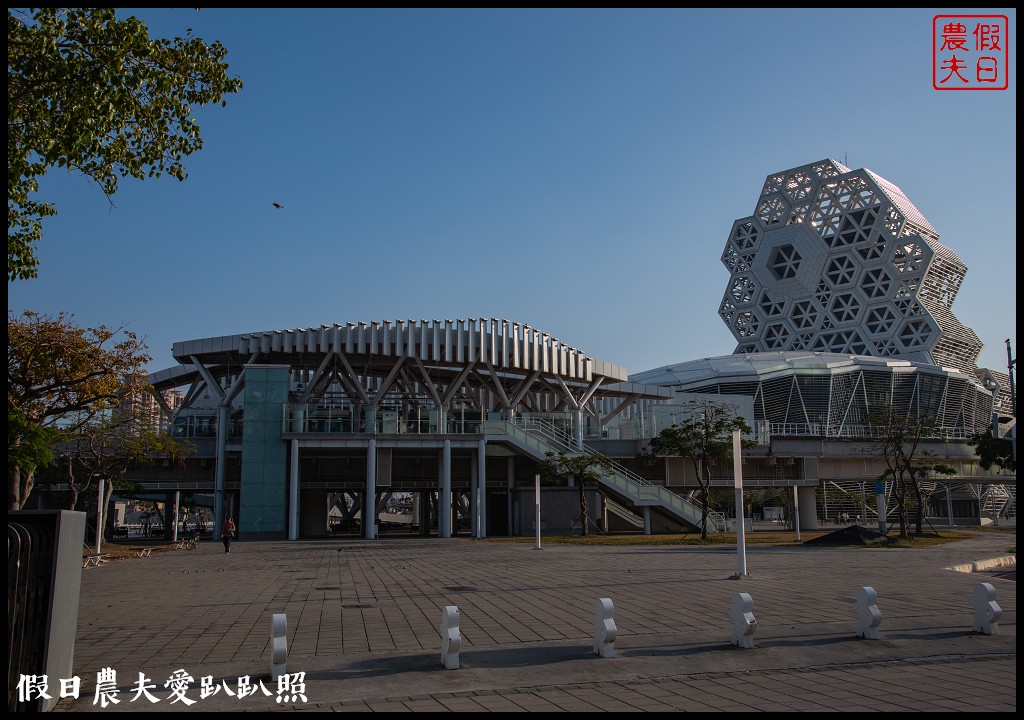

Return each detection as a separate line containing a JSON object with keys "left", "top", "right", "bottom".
{"left": 8, "top": 8, "right": 1017, "bottom": 379}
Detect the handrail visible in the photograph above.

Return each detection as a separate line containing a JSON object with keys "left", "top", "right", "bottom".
{"left": 516, "top": 416, "right": 656, "bottom": 488}
{"left": 766, "top": 422, "right": 973, "bottom": 440}
{"left": 498, "top": 418, "right": 717, "bottom": 530}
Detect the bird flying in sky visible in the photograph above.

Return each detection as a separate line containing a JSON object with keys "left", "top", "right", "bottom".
{"left": 273, "top": 203, "right": 284, "bottom": 209}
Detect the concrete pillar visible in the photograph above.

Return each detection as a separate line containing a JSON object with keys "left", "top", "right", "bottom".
{"left": 797, "top": 485, "right": 819, "bottom": 530}
{"left": 419, "top": 491, "right": 431, "bottom": 536}
{"left": 162, "top": 492, "right": 175, "bottom": 540}
{"left": 573, "top": 407, "right": 584, "bottom": 449}
{"left": 440, "top": 439, "right": 452, "bottom": 538}
{"left": 365, "top": 438, "right": 376, "bottom": 540}
{"left": 478, "top": 439, "right": 487, "bottom": 539}
{"left": 470, "top": 452, "right": 479, "bottom": 538}
{"left": 643, "top": 506, "right": 652, "bottom": 535}
{"left": 288, "top": 439, "right": 299, "bottom": 540}
{"left": 507, "top": 456, "right": 515, "bottom": 537}
{"left": 365, "top": 404, "right": 377, "bottom": 434}
{"left": 214, "top": 404, "right": 228, "bottom": 532}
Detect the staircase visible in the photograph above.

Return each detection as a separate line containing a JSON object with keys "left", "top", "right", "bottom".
{"left": 980, "top": 484, "right": 1016, "bottom": 518}
{"left": 484, "top": 418, "right": 718, "bottom": 532}
{"left": 603, "top": 497, "right": 645, "bottom": 530}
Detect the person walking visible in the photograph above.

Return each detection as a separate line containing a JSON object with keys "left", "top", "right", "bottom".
{"left": 221, "top": 516, "right": 237, "bottom": 553}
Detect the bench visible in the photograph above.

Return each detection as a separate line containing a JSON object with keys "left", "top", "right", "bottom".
{"left": 83, "top": 554, "right": 110, "bottom": 568}
{"left": 136, "top": 547, "right": 157, "bottom": 558}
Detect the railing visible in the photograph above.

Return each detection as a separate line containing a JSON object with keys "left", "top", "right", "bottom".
{"left": 766, "top": 422, "right": 973, "bottom": 440}
{"left": 496, "top": 418, "right": 717, "bottom": 531}
{"left": 601, "top": 413, "right": 770, "bottom": 445}
{"left": 283, "top": 405, "right": 486, "bottom": 435}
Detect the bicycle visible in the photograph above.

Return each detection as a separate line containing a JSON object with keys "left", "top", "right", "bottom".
{"left": 174, "top": 529, "right": 199, "bottom": 550}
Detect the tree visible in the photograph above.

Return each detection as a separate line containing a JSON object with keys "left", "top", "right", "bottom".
{"left": 968, "top": 432, "right": 1016, "bottom": 473}
{"left": 8, "top": 8, "right": 243, "bottom": 280}
{"left": 640, "top": 399, "right": 752, "bottom": 539}
{"left": 537, "top": 450, "right": 614, "bottom": 537}
{"left": 865, "top": 406, "right": 955, "bottom": 538}
{"left": 53, "top": 402, "right": 191, "bottom": 519}
{"left": 8, "top": 310, "right": 151, "bottom": 509}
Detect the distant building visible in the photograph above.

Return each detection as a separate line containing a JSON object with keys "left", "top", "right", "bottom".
{"left": 123, "top": 160, "right": 1014, "bottom": 540}
{"left": 119, "top": 388, "right": 184, "bottom": 433}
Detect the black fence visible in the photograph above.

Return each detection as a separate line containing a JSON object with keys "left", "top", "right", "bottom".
{"left": 8, "top": 510, "right": 86, "bottom": 712}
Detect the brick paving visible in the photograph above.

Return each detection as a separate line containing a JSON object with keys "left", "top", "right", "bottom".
{"left": 52, "top": 529, "right": 1015, "bottom": 712}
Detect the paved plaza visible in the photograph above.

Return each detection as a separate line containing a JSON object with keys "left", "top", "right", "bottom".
{"left": 54, "top": 529, "right": 1015, "bottom": 712}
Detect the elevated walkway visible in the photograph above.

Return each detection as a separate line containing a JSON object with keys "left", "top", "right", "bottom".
{"left": 484, "top": 419, "right": 718, "bottom": 532}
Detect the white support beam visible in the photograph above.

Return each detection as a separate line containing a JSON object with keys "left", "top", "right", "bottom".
{"left": 413, "top": 356, "right": 443, "bottom": 407}
{"left": 509, "top": 370, "right": 542, "bottom": 409}
{"left": 150, "top": 387, "right": 174, "bottom": 423}
{"left": 223, "top": 368, "right": 248, "bottom": 406}
{"left": 441, "top": 363, "right": 476, "bottom": 406}
{"left": 555, "top": 376, "right": 580, "bottom": 409}
{"left": 485, "top": 360, "right": 512, "bottom": 410}
{"left": 336, "top": 352, "right": 371, "bottom": 405}
{"left": 579, "top": 377, "right": 605, "bottom": 406}
{"left": 300, "top": 351, "right": 336, "bottom": 405}
{"left": 181, "top": 378, "right": 204, "bottom": 410}
{"left": 190, "top": 356, "right": 225, "bottom": 402}
{"left": 369, "top": 356, "right": 406, "bottom": 404}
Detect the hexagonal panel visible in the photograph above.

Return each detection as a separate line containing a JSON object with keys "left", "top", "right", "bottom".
{"left": 769, "top": 244, "right": 802, "bottom": 280}
{"left": 719, "top": 159, "right": 983, "bottom": 374}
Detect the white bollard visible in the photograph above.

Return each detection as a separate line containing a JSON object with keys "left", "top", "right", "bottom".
{"left": 592, "top": 598, "right": 616, "bottom": 658}
{"left": 854, "top": 586, "right": 882, "bottom": 640}
{"left": 970, "top": 582, "right": 1003, "bottom": 635}
{"left": 440, "top": 605, "right": 461, "bottom": 669}
{"left": 271, "top": 613, "right": 288, "bottom": 680}
{"left": 730, "top": 592, "right": 757, "bottom": 649}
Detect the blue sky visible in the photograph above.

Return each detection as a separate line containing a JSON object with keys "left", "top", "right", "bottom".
{"left": 8, "top": 8, "right": 1017, "bottom": 378}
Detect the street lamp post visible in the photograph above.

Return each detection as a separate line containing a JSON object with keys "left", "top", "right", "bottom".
{"left": 1007, "top": 339, "right": 1016, "bottom": 462}
{"left": 1007, "top": 339, "right": 1016, "bottom": 416}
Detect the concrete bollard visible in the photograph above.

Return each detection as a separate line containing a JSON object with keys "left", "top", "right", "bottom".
{"left": 271, "top": 613, "right": 288, "bottom": 680}
{"left": 730, "top": 592, "right": 757, "bottom": 649}
{"left": 592, "top": 597, "right": 616, "bottom": 658}
{"left": 854, "top": 586, "right": 882, "bottom": 640}
{"left": 970, "top": 582, "right": 1002, "bottom": 635}
{"left": 440, "top": 605, "right": 461, "bottom": 669}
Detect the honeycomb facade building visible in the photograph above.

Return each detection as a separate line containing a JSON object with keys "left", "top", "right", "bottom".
{"left": 718, "top": 159, "right": 984, "bottom": 379}
{"left": 39, "top": 160, "right": 1009, "bottom": 539}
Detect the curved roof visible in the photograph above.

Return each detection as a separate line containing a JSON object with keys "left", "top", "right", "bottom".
{"left": 630, "top": 351, "right": 981, "bottom": 390}
{"left": 630, "top": 351, "right": 993, "bottom": 436}
{"left": 168, "top": 318, "right": 625, "bottom": 380}
{"left": 150, "top": 319, "right": 659, "bottom": 404}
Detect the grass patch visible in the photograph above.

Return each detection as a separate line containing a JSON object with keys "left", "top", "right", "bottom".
{"left": 484, "top": 529, "right": 979, "bottom": 548}
{"left": 487, "top": 531, "right": 825, "bottom": 547}
{"left": 955, "top": 525, "right": 1017, "bottom": 535}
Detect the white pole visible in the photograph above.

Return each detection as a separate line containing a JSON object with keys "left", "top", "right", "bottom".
{"left": 733, "top": 430, "right": 747, "bottom": 577}
{"left": 534, "top": 473, "right": 542, "bottom": 550}
{"left": 95, "top": 478, "right": 105, "bottom": 555}
{"left": 172, "top": 490, "right": 180, "bottom": 542}
{"left": 793, "top": 485, "right": 801, "bottom": 542}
